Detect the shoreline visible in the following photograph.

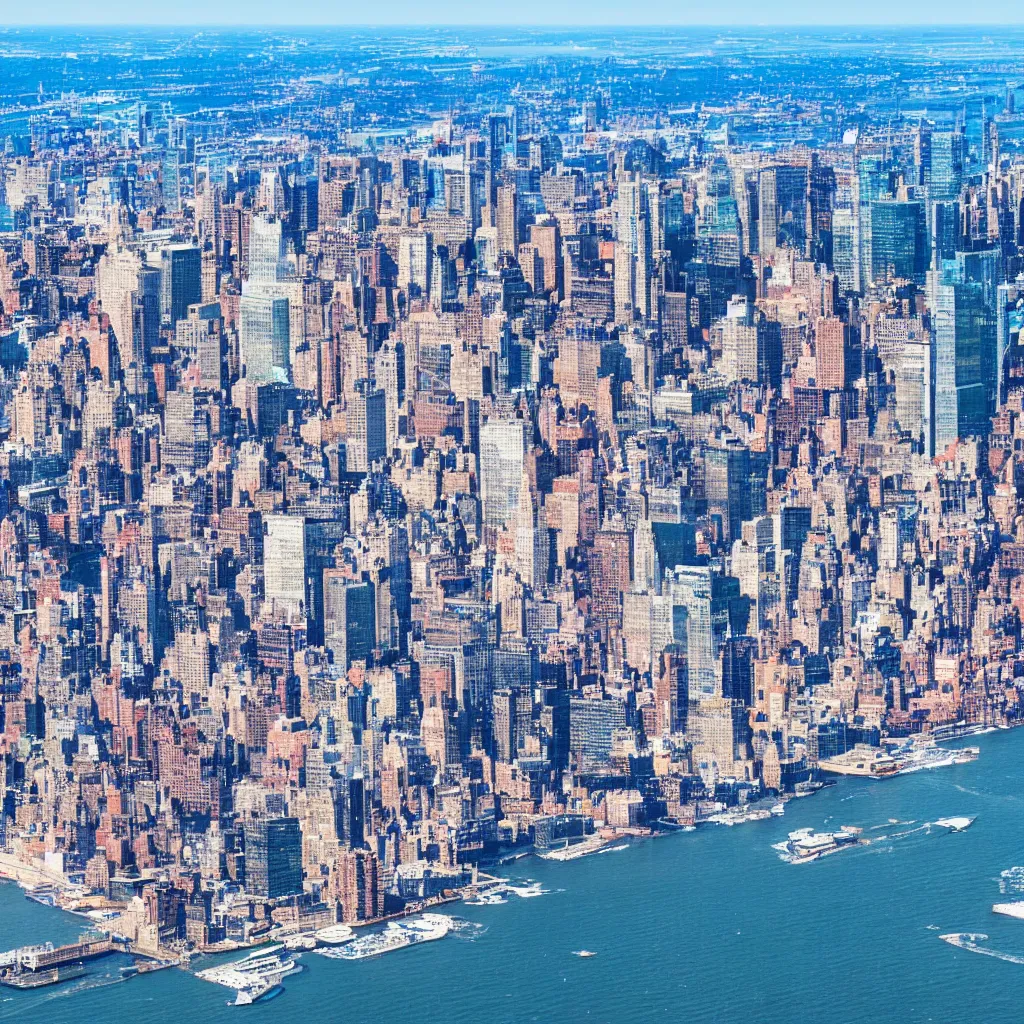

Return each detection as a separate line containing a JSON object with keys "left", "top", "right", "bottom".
{"left": 0, "top": 722, "right": 1011, "bottom": 967}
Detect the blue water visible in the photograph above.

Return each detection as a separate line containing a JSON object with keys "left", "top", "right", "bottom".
{"left": 3, "top": 731, "right": 1024, "bottom": 1023}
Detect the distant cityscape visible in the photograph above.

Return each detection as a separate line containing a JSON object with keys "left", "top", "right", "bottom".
{"left": 1, "top": 23, "right": 1024, "bottom": 999}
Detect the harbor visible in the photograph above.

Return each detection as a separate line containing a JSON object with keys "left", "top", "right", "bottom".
{"left": 0, "top": 730, "right": 1015, "bottom": 1021}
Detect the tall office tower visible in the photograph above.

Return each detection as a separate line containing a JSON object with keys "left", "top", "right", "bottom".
{"left": 758, "top": 167, "right": 779, "bottom": 257}
{"left": 614, "top": 173, "right": 652, "bottom": 324}
{"left": 590, "top": 524, "right": 632, "bottom": 629}
{"left": 239, "top": 291, "right": 290, "bottom": 382}
{"left": 485, "top": 108, "right": 516, "bottom": 202}
{"left": 176, "top": 301, "right": 224, "bottom": 389}
{"left": 97, "top": 246, "right": 159, "bottom": 385}
{"left": 492, "top": 688, "right": 516, "bottom": 762}
{"left": 997, "top": 276, "right": 1024, "bottom": 406}
{"left": 286, "top": 165, "right": 319, "bottom": 237}
{"left": 347, "top": 379, "right": 387, "bottom": 472}
{"left": 928, "top": 264, "right": 996, "bottom": 452}
{"left": 931, "top": 200, "right": 961, "bottom": 268}
{"left": 666, "top": 564, "right": 723, "bottom": 702}
{"left": 705, "top": 442, "right": 755, "bottom": 544}
{"left": 244, "top": 817, "right": 303, "bottom": 898}
{"left": 857, "top": 153, "right": 887, "bottom": 288}
{"left": 195, "top": 178, "right": 223, "bottom": 251}
{"left": 248, "top": 213, "right": 286, "bottom": 284}
{"left": 162, "top": 150, "right": 181, "bottom": 214}
{"left": 895, "top": 322, "right": 933, "bottom": 452}
{"left": 397, "top": 232, "right": 431, "bottom": 294}
{"left": 654, "top": 647, "right": 688, "bottom": 735}
{"left": 496, "top": 184, "right": 518, "bottom": 256}
{"left": 721, "top": 635, "right": 756, "bottom": 706}
{"left": 528, "top": 223, "right": 560, "bottom": 295}
{"left": 464, "top": 163, "right": 485, "bottom": 230}
{"left": 374, "top": 341, "right": 405, "bottom": 451}
{"left": 479, "top": 416, "right": 527, "bottom": 531}
{"left": 256, "top": 167, "right": 286, "bottom": 216}
{"left": 163, "top": 388, "right": 210, "bottom": 473}
{"left": 774, "top": 505, "right": 812, "bottom": 608}
{"left": 832, "top": 208, "right": 858, "bottom": 293}
{"left": 160, "top": 244, "right": 202, "bottom": 327}
{"left": 808, "top": 155, "right": 836, "bottom": 264}
{"left": 718, "top": 294, "right": 761, "bottom": 383}
{"left": 324, "top": 572, "right": 377, "bottom": 669}
{"left": 926, "top": 129, "right": 966, "bottom": 201}
{"left": 264, "top": 514, "right": 307, "bottom": 618}
{"left": 869, "top": 199, "right": 929, "bottom": 284}
{"left": 814, "top": 317, "right": 848, "bottom": 390}
{"left": 954, "top": 248, "right": 1002, "bottom": 415}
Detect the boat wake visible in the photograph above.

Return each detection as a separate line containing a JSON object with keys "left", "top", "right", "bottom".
{"left": 448, "top": 919, "right": 488, "bottom": 941}
{"left": 939, "top": 932, "right": 1024, "bottom": 965}
{"left": 952, "top": 784, "right": 986, "bottom": 798}
{"left": 776, "top": 817, "right": 969, "bottom": 862}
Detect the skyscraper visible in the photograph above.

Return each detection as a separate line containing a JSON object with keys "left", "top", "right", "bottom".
{"left": 264, "top": 514, "right": 307, "bottom": 617}
{"left": 161, "top": 244, "right": 202, "bottom": 327}
{"left": 325, "top": 572, "right": 377, "bottom": 668}
{"left": 870, "top": 199, "right": 928, "bottom": 285}
{"left": 480, "top": 417, "right": 527, "bottom": 531}
{"left": 239, "top": 291, "right": 290, "bottom": 382}
{"left": 244, "top": 817, "right": 303, "bottom": 898}
{"left": 347, "top": 380, "right": 387, "bottom": 472}
{"left": 614, "top": 172, "right": 652, "bottom": 324}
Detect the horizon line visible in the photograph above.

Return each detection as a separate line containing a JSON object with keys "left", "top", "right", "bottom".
{"left": 5, "top": 21, "right": 1024, "bottom": 29}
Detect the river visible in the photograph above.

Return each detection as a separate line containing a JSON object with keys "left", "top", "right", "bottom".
{"left": 2, "top": 729, "right": 1024, "bottom": 1023}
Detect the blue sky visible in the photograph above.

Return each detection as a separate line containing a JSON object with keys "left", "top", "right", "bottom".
{"left": 4, "top": 0, "right": 1024, "bottom": 26}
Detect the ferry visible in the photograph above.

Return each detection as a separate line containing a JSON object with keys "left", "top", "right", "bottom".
{"left": 194, "top": 949, "right": 303, "bottom": 1003}
{"left": 538, "top": 835, "right": 611, "bottom": 860}
{"left": 933, "top": 816, "right": 976, "bottom": 832}
{"left": 892, "top": 745, "right": 981, "bottom": 774}
{"left": 818, "top": 745, "right": 900, "bottom": 777}
{"left": 332, "top": 914, "right": 452, "bottom": 960}
{"left": 0, "top": 942, "right": 53, "bottom": 969}
{"left": 992, "top": 902, "right": 1024, "bottom": 920}
{"left": 0, "top": 962, "right": 87, "bottom": 989}
{"left": 781, "top": 827, "right": 865, "bottom": 862}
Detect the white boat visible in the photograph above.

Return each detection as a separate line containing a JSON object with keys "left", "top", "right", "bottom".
{"left": 504, "top": 882, "right": 549, "bottom": 898}
{"left": 465, "top": 890, "right": 507, "bottom": 906}
{"left": 196, "top": 950, "right": 303, "bottom": 999}
{"left": 993, "top": 902, "right": 1024, "bottom": 920}
{"left": 234, "top": 980, "right": 281, "bottom": 1005}
{"left": 782, "top": 829, "right": 863, "bottom": 863}
{"left": 332, "top": 914, "right": 452, "bottom": 961}
{"left": 573, "top": 950, "right": 596, "bottom": 958}
{"left": 934, "top": 816, "right": 976, "bottom": 832}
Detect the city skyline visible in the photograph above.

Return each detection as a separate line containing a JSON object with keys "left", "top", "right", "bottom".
{"left": 1, "top": 20, "right": 1024, "bottom": 1019}
{"left": 6, "top": 7, "right": 1024, "bottom": 25}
